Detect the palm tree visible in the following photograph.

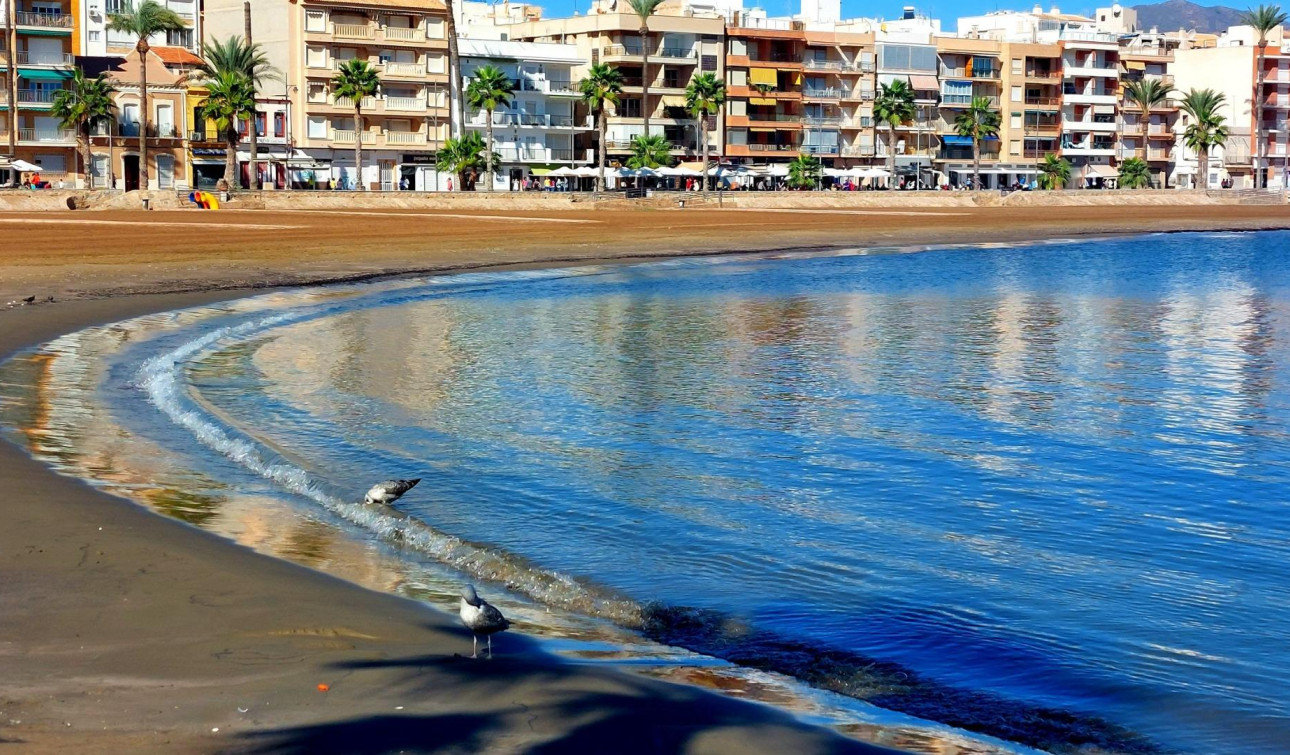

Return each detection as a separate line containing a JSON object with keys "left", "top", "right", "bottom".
{"left": 580, "top": 63, "right": 625, "bottom": 192}
{"left": 1243, "top": 4, "right": 1288, "bottom": 187}
{"left": 954, "top": 96, "right": 1000, "bottom": 190}
{"left": 627, "top": 0, "right": 665, "bottom": 140}
{"left": 787, "top": 153, "right": 822, "bottom": 189}
{"left": 465, "top": 65, "right": 514, "bottom": 193}
{"left": 1123, "top": 78, "right": 1173, "bottom": 163}
{"left": 874, "top": 79, "right": 916, "bottom": 179}
{"left": 106, "top": 0, "right": 184, "bottom": 191}
{"left": 198, "top": 36, "right": 277, "bottom": 191}
{"left": 626, "top": 133, "right": 671, "bottom": 168}
{"left": 1037, "top": 153, "right": 1071, "bottom": 189}
{"left": 685, "top": 73, "right": 724, "bottom": 198}
{"left": 332, "top": 59, "right": 381, "bottom": 191}
{"left": 1181, "top": 88, "right": 1229, "bottom": 189}
{"left": 51, "top": 69, "right": 117, "bottom": 189}
{"left": 436, "top": 131, "right": 496, "bottom": 190}
{"left": 1118, "top": 156, "right": 1152, "bottom": 189}
{"left": 443, "top": 0, "right": 463, "bottom": 141}
{"left": 201, "top": 70, "right": 256, "bottom": 190}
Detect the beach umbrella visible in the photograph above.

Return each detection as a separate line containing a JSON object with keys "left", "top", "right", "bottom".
{"left": 5, "top": 158, "right": 42, "bottom": 172}
{"left": 548, "top": 166, "right": 576, "bottom": 177}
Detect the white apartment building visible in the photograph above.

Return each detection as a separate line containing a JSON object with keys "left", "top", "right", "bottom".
{"left": 81, "top": 0, "right": 201, "bottom": 57}
{"left": 460, "top": 38, "right": 593, "bottom": 190}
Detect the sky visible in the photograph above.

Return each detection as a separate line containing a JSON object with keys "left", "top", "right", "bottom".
{"left": 534, "top": 0, "right": 1237, "bottom": 24}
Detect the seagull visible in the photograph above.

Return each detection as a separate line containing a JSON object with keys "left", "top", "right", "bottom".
{"left": 22, "top": 296, "right": 35, "bottom": 304}
{"left": 459, "top": 585, "right": 510, "bottom": 659}
{"left": 363, "top": 478, "right": 421, "bottom": 505}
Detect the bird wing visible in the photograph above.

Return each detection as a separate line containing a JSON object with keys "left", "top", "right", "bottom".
{"left": 481, "top": 601, "right": 510, "bottom": 630}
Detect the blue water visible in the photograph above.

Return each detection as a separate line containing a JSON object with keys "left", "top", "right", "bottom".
{"left": 11, "top": 233, "right": 1290, "bottom": 754}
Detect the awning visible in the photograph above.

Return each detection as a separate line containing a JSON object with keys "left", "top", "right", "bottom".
{"left": 749, "top": 127, "right": 778, "bottom": 133}
{"left": 19, "top": 68, "right": 72, "bottom": 81}
{"left": 1085, "top": 163, "right": 1117, "bottom": 178}
{"left": 909, "top": 74, "right": 940, "bottom": 90}
{"left": 1125, "top": 60, "right": 1147, "bottom": 70}
{"left": 942, "top": 135, "right": 973, "bottom": 146}
{"left": 749, "top": 97, "right": 776, "bottom": 106}
{"left": 749, "top": 68, "right": 778, "bottom": 86}
{"left": 1093, "top": 104, "right": 1116, "bottom": 115}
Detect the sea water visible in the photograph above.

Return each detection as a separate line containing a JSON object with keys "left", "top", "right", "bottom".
{"left": 2, "top": 232, "right": 1288, "bottom": 755}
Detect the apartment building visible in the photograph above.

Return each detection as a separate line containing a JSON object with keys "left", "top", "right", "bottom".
{"left": 81, "top": 47, "right": 195, "bottom": 189}
{"left": 875, "top": 39, "right": 939, "bottom": 185}
{"left": 802, "top": 29, "right": 875, "bottom": 164}
{"left": 509, "top": 8, "right": 725, "bottom": 166}
{"left": 1, "top": 0, "right": 77, "bottom": 182}
{"left": 1117, "top": 33, "right": 1179, "bottom": 187}
{"left": 80, "top": 0, "right": 200, "bottom": 58}
{"left": 724, "top": 12, "right": 804, "bottom": 163}
{"left": 205, "top": 0, "right": 451, "bottom": 191}
{"left": 1169, "top": 27, "right": 1263, "bottom": 189}
{"left": 1059, "top": 27, "right": 1120, "bottom": 185}
{"left": 460, "top": 38, "right": 593, "bottom": 190}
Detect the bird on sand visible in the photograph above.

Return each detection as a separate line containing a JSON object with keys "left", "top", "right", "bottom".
{"left": 459, "top": 585, "right": 510, "bottom": 659}
{"left": 22, "top": 296, "right": 35, "bottom": 304}
{"left": 364, "top": 478, "right": 421, "bottom": 505}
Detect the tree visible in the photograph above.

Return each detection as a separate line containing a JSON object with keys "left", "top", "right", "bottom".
{"left": 331, "top": 59, "right": 381, "bottom": 191}
{"left": 1037, "top": 153, "right": 1071, "bottom": 189}
{"left": 626, "top": 133, "right": 671, "bottom": 168}
{"left": 1181, "top": 88, "right": 1229, "bottom": 189}
{"left": 954, "top": 96, "right": 1000, "bottom": 190}
{"left": 627, "top": 0, "right": 665, "bottom": 140}
{"left": 107, "top": 0, "right": 184, "bottom": 191}
{"left": 201, "top": 69, "right": 256, "bottom": 190}
{"left": 443, "top": 0, "right": 463, "bottom": 143}
{"left": 787, "top": 153, "right": 821, "bottom": 189}
{"left": 198, "top": 36, "right": 276, "bottom": 190}
{"left": 874, "top": 79, "right": 916, "bottom": 179}
{"left": 51, "top": 69, "right": 117, "bottom": 189}
{"left": 579, "top": 63, "right": 625, "bottom": 192}
{"left": 464, "top": 65, "right": 514, "bottom": 193}
{"left": 1244, "top": 4, "right": 1288, "bottom": 187}
{"left": 685, "top": 72, "right": 725, "bottom": 199}
{"left": 1123, "top": 78, "right": 1173, "bottom": 164}
{"left": 436, "top": 131, "right": 497, "bottom": 190}
{"left": 1117, "top": 156, "right": 1152, "bottom": 189}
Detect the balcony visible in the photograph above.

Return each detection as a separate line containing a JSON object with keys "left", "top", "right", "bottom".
{"left": 1063, "top": 90, "right": 1118, "bottom": 105}
{"left": 383, "top": 26, "right": 426, "bottom": 43}
{"left": 385, "top": 130, "right": 429, "bottom": 145}
{"left": 840, "top": 117, "right": 872, "bottom": 129}
{"left": 941, "top": 94, "right": 1000, "bottom": 107}
{"left": 1025, "top": 69, "right": 1062, "bottom": 80}
{"left": 333, "top": 23, "right": 375, "bottom": 40}
{"left": 802, "top": 143, "right": 839, "bottom": 155}
{"left": 1064, "top": 65, "right": 1119, "bottom": 78}
{"left": 471, "top": 112, "right": 591, "bottom": 128}
{"left": 384, "top": 96, "right": 424, "bottom": 111}
{"left": 1023, "top": 96, "right": 1061, "bottom": 107}
{"left": 603, "top": 44, "right": 697, "bottom": 62}
{"left": 332, "top": 129, "right": 378, "bottom": 144}
{"left": 116, "top": 123, "right": 181, "bottom": 138}
{"left": 493, "top": 147, "right": 580, "bottom": 162}
{"left": 517, "top": 78, "right": 579, "bottom": 96}
{"left": 802, "top": 115, "right": 842, "bottom": 126}
{"left": 383, "top": 61, "right": 427, "bottom": 78}
{"left": 1061, "top": 118, "right": 1118, "bottom": 133}
{"left": 17, "top": 127, "right": 74, "bottom": 143}
{"left": 940, "top": 66, "right": 1000, "bottom": 79}
{"left": 841, "top": 144, "right": 874, "bottom": 157}
{"left": 13, "top": 11, "right": 73, "bottom": 29}
{"left": 16, "top": 88, "right": 59, "bottom": 105}
{"left": 802, "top": 87, "right": 840, "bottom": 100}
{"left": 1061, "top": 142, "right": 1117, "bottom": 156}
{"left": 8, "top": 51, "right": 74, "bottom": 66}
{"left": 804, "top": 59, "right": 844, "bottom": 71}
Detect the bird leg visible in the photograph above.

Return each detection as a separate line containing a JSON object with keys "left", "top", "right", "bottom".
{"left": 487, "top": 635, "right": 493, "bottom": 659}
{"left": 472, "top": 635, "right": 478, "bottom": 659}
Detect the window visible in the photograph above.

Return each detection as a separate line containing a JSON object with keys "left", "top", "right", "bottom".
{"left": 305, "top": 10, "right": 326, "bottom": 31}
{"left": 238, "top": 118, "right": 248, "bottom": 137}
{"left": 165, "top": 29, "right": 193, "bottom": 48}
{"left": 307, "top": 83, "right": 327, "bottom": 102}
{"left": 1011, "top": 58, "right": 1022, "bottom": 74}
{"left": 426, "top": 54, "right": 445, "bottom": 73}
{"left": 88, "top": 30, "right": 101, "bottom": 41}
{"left": 1011, "top": 85, "right": 1022, "bottom": 103}
{"left": 701, "top": 54, "right": 717, "bottom": 71}
{"left": 307, "top": 116, "right": 327, "bottom": 139}
{"left": 617, "top": 98, "right": 643, "bottom": 118}
{"left": 274, "top": 112, "right": 285, "bottom": 137}
{"left": 729, "top": 69, "right": 747, "bottom": 87}
{"left": 1010, "top": 112, "right": 1022, "bottom": 129}
{"left": 1010, "top": 139, "right": 1021, "bottom": 155}
{"left": 728, "top": 99, "right": 746, "bottom": 116}
{"left": 255, "top": 112, "right": 267, "bottom": 137}
{"left": 425, "top": 17, "right": 444, "bottom": 38}
{"left": 306, "top": 46, "right": 327, "bottom": 68}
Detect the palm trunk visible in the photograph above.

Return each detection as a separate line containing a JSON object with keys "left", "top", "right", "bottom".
{"left": 245, "top": 1, "right": 260, "bottom": 191}
{"left": 354, "top": 105, "right": 364, "bottom": 190}
{"left": 972, "top": 136, "right": 980, "bottom": 190}
{"left": 597, "top": 107, "right": 607, "bottom": 193}
{"left": 444, "top": 0, "right": 463, "bottom": 145}
{"left": 1257, "top": 43, "right": 1267, "bottom": 189}
{"left": 887, "top": 123, "right": 896, "bottom": 183}
{"left": 640, "top": 23, "right": 651, "bottom": 141}
{"left": 483, "top": 107, "right": 494, "bottom": 192}
{"left": 138, "top": 40, "right": 150, "bottom": 190}
{"left": 700, "top": 113, "right": 708, "bottom": 200}
{"left": 1139, "top": 103, "right": 1149, "bottom": 160}
{"left": 81, "top": 121, "right": 91, "bottom": 189}
{"left": 5, "top": 1, "right": 17, "bottom": 185}
{"left": 1199, "top": 147, "right": 1208, "bottom": 190}
{"left": 224, "top": 127, "right": 237, "bottom": 187}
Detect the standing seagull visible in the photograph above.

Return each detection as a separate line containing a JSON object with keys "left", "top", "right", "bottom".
{"left": 364, "top": 478, "right": 421, "bottom": 506}
{"left": 459, "top": 585, "right": 510, "bottom": 659}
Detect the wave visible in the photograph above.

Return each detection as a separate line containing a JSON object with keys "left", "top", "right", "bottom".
{"left": 135, "top": 302, "right": 1163, "bottom": 755}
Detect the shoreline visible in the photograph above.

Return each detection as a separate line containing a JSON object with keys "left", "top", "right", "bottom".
{"left": 3, "top": 211, "right": 1285, "bottom": 753}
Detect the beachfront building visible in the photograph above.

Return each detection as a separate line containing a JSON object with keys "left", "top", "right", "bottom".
{"left": 802, "top": 28, "right": 876, "bottom": 166}
{"left": 874, "top": 37, "right": 939, "bottom": 187}
{"left": 205, "top": 0, "right": 451, "bottom": 191}
{"left": 1117, "top": 31, "right": 1180, "bottom": 188}
{"left": 79, "top": 48, "right": 196, "bottom": 190}
{"left": 1, "top": 0, "right": 78, "bottom": 184}
{"left": 724, "top": 10, "right": 804, "bottom": 166}
{"left": 459, "top": 38, "right": 594, "bottom": 190}
{"left": 79, "top": 0, "right": 200, "bottom": 59}
{"left": 508, "top": 4, "right": 726, "bottom": 168}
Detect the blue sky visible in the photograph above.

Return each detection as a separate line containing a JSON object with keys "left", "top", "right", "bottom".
{"left": 536, "top": 0, "right": 1236, "bottom": 23}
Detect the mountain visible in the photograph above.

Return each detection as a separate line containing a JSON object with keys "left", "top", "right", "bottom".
{"left": 1130, "top": 0, "right": 1246, "bottom": 33}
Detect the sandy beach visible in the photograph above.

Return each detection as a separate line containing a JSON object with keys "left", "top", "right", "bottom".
{"left": 2, "top": 203, "right": 1288, "bottom": 753}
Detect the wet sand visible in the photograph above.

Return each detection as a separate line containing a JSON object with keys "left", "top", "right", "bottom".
{"left": 1, "top": 205, "right": 1287, "bottom": 753}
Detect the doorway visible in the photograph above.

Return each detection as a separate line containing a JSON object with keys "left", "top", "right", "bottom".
{"left": 123, "top": 155, "right": 140, "bottom": 191}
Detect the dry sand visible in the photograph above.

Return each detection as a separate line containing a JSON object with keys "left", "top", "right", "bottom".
{"left": 1, "top": 204, "right": 1288, "bottom": 754}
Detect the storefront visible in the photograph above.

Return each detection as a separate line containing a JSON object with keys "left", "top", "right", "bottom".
{"left": 190, "top": 148, "right": 227, "bottom": 190}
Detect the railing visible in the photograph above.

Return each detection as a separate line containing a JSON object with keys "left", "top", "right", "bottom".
{"left": 383, "top": 61, "right": 426, "bottom": 77}
{"left": 17, "top": 88, "right": 59, "bottom": 104}
{"left": 518, "top": 78, "right": 577, "bottom": 94}
{"left": 189, "top": 130, "right": 217, "bottom": 143}
{"left": 744, "top": 112, "right": 801, "bottom": 122}
{"left": 1024, "top": 96, "right": 1061, "bottom": 106}
{"left": 1025, "top": 69, "right": 1061, "bottom": 79}
{"left": 473, "top": 112, "right": 586, "bottom": 127}
{"left": 17, "top": 128, "right": 74, "bottom": 142}
{"left": 385, "top": 96, "right": 424, "bottom": 111}
{"left": 940, "top": 66, "right": 1000, "bottom": 79}
{"left": 731, "top": 15, "right": 803, "bottom": 31}
{"left": 604, "top": 44, "right": 696, "bottom": 59}
{"left": 333, "top": 96, "right": 377, "bottom": 109}
{"left": 384, "top": 26, "right": 425, "bottom": 42}
{"left": 494, "top": 147, "right": 576, "bottom": 161}
{"left": 13, "top": 51, "right": 74, "bottom": 65}
{"left": 385, "top": 131, "right": 426, "bottom": 144}
{"left": 841, "top": 145, "right": 874, "bottom": 156}
{"left": 747, "top": 143, "right": 798, "bottom": 151}
{"left": 803, "top": 87, "right": 839, "bottom": 99}
{"left": 805, "top": 59, "right": 843, "bottom": 71}
{"left": 802, "top": 116, "right": 842, "bottom": 125}
{"left": 802, "top": 143, "right": 839, "bottom": 155}
{"left": 14, "top": 11, "right": 73, "bottom": 27}
{"left": 1023, "top": 148, "right": 1059, "bottom": 158}
{"left": 332, "top": 129, "right": 377, "bottom": 144}
{"left": 840, "top": 118, "right": 872, "bottom": 128}
{"left": 749, "top": 52, "right": 799, "bottom": 63}
{"left": 333, "top": 23, "right": 374, "bottom": 39}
